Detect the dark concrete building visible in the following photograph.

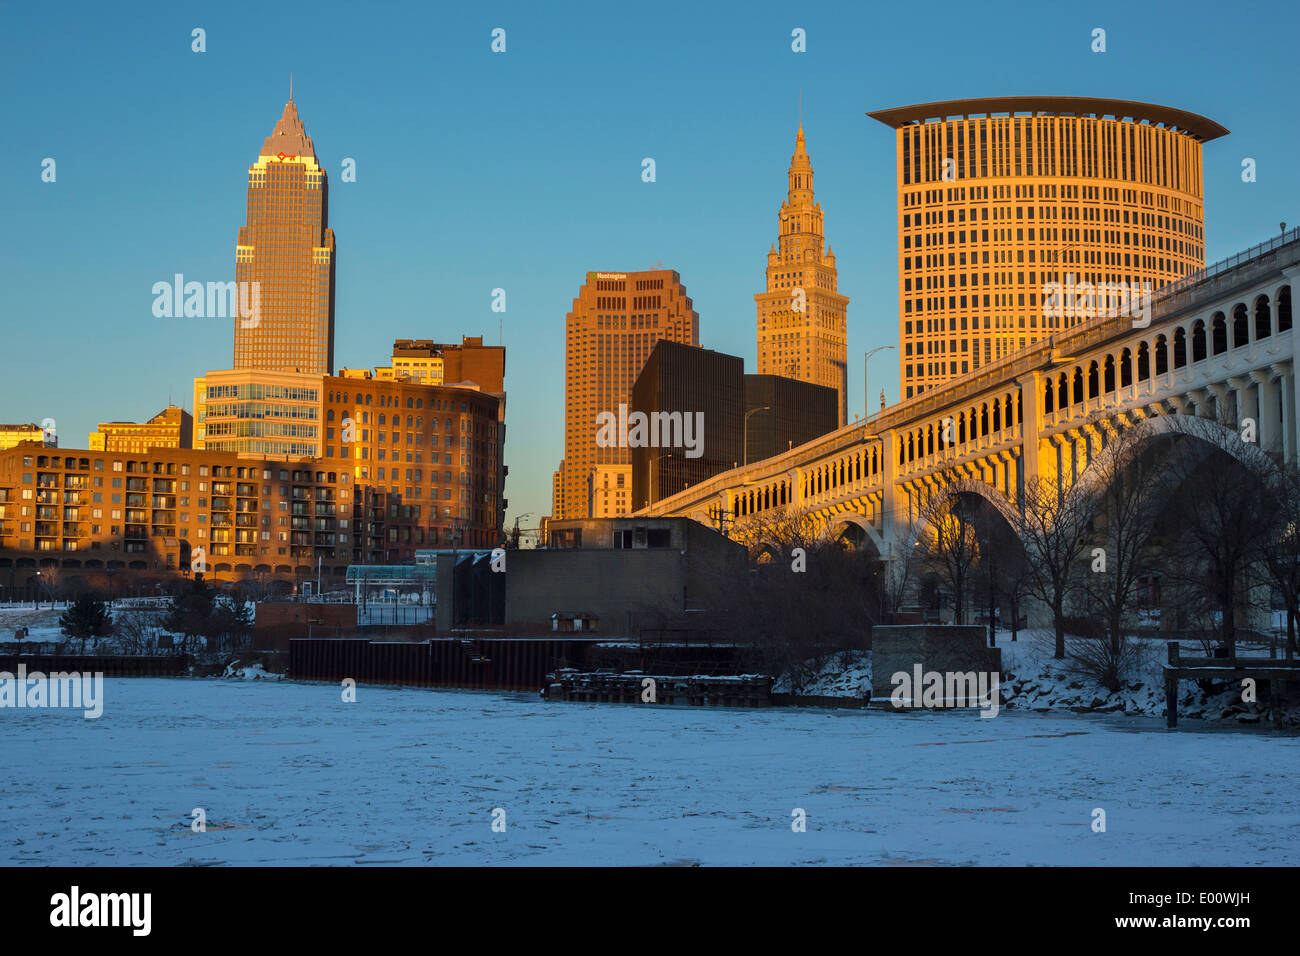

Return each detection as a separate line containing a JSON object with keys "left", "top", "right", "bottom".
{"left": 630, "top": 341, "right": 743, "bottom": 510}
{"left": 429, "top": 517, "right": 746, "bottom": 637}
{"left": 510, "top": 516, "right": 745, "bottom": 635}
{"left": 743, "top": 374, "right": 838, "bottom": 465}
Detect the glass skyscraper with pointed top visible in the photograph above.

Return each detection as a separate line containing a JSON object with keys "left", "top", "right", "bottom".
{"left": 233, "top": 98, "right": 337, "bottom": 374}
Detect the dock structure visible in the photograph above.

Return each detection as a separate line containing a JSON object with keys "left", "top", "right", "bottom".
{"left": 1164, "top": 641, "right": 1298, "bottom": 729}
{"left": 544, "top": 670, "right": 772, "bottom": 708}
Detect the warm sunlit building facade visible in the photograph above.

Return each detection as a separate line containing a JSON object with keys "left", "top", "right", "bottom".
{"left": 868, "top": 96, "right": 1227, "bottom": 398}
{"left": 755, "top": 125, "right": 850, "bottom": 425}
{"left": 194, "top": 370, "right": 323, "bottom": 457}
{"left": 0, "top": 443, "right": 351, "bottom": 583}
{"left": 194, "top": 364, "right": 506, "bottom": 553}
{"left": 553, "top": 269, "right": 698, "bottom": 519}
{"left": 318, "top": 371, "right": 505, "bottom": 553}
{"left": 232, "top": 97, "right": 336, "bottom": 375}
{"left": 88, "top": 406, "right": 193, "bottom": 453}
{"left": 588, "top": 465, "right": 632, "bottom": 518}
{"left": 383, "top": 337, "right": 506, "bottom": 395}
{"left": 0, "top": 424, "right": 52, "bottom": 450}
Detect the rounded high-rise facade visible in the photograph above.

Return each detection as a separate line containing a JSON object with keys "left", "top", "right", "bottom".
{"left": 868, "top": 97, "right": 1227, "bottom": 399}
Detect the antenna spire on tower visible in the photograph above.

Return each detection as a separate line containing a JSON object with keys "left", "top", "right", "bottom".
{"left": 289, "top": 73, "right": 293, "bottom": 101}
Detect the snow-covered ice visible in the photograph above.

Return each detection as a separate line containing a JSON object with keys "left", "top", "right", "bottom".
{"left": 1, "top": 678, "right": 1295, "bottom": 865}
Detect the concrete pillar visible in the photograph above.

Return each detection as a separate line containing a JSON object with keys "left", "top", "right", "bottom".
{"left": 1254, "top": 371, "right": 1280, "bottom": 454}
{"left": 880, "top": 430, "right": 899, "bottom": 543}
{"left": 1021, "top": 373, "right": 1043, "bottom": 490}
{"left": 1233, "top": 376, "right": 1257, "bottom": 435}
{"left": 1282, "top": 370, "right": 1296, "bottom": 466}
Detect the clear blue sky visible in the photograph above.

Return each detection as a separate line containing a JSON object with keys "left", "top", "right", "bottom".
{"left": 2, "top": 0, "right": 1297, "bottom": 527}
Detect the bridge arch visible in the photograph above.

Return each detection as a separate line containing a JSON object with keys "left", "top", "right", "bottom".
{"left": 1070, "top": 413, "right": 1279, "bottom": 508}
{"left": 910, "top": 476, "right": 1022, "bottom": 549}
{"left": 824, "top": 512, "right": 887, "bottom": 557}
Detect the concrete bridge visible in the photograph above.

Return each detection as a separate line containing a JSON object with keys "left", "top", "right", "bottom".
{"left": 639, "top": 230, "right": 1300, "bottom": 559}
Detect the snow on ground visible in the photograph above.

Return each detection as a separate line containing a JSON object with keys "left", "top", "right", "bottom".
{"left": 998, "top": 629, "right": 1298, "bottom": 723}
{"left": 1, "top": 678, "right": 1295, "bottom": 866}
{"left": 772, "top": 651, "right": 871, "bottom": 697}
{"left": 774, "top": 630, "right": 1299, "bottom": 724}
{"left": 221, "top": 661, "right": 284, "bottom": 681}
{"left": 0, "top": 605, "right": 73, "bottom": 644}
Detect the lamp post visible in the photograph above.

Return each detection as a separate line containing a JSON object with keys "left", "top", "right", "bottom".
{"left": 743, "top": 406, "right": 771, "bottom": 467}
{"left": 864, "top": 345, "right": 895, "bottom": 421}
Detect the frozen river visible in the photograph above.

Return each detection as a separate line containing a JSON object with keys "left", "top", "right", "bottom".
{"left": 1, "top": 678, "right": 1295, "bottom": 865}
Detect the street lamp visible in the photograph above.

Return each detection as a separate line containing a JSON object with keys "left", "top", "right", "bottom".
{"left": 743, "top": 407, "right": 771, "bottom": 467}
{"left": 865, "top": 345, "right": 895, "bottom": 420}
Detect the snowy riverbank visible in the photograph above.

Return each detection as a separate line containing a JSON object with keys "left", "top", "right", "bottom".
{"left": 773, "top": 630, "right": 1300, "bottom": 725}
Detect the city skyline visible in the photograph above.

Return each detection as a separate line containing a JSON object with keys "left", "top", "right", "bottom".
{"left": 3, "top": 0, "right": 1298, "bottom": 526}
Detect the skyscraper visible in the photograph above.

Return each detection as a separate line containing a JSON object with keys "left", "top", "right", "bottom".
{"left": 868, "top": 96, "right": 1227, "bottom": 398}
{"left": 755, "top": 125, "right": 850, "bottom": 425}
{"left": 233, "top": 97, "right": 337, "bottom": 374}
{"left": 554, "top": 269, "right": 698, "bottom": 519}
{"left": 630, "top": 341, "right": 744, "bottom": 510}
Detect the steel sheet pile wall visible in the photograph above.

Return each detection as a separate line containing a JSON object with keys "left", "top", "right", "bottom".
{"left": 289, "top": 638, "right": 597, "bottom": 692}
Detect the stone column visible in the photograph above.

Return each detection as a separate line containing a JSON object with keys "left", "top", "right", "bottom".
{"left": 1021, "top": 373, "right": 1043, "bottom": 491}
{"left": 1253, "top": 370, "right": 1280, "bottom": 454}
{"left": 880, "top": 430, "right": 899, "bottom": 545}
{"left": 1281, "top": 368, "right": 1296, "bottom": 466}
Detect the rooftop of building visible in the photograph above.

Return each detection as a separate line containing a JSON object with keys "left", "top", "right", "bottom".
{"left": 260, "top": 99, "right": 317, "bottom": 159}
{"left": 867, "top": 96, "right": 1228, "bottom": 142}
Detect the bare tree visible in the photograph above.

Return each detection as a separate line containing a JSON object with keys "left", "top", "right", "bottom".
{"left": 1162, "top": 414, "right": 1278, "bottom": 657}
{"left": 1255, "top": 463, "right": 1300, "bottom": 661}
{"left": 984, "top": 503, "right": 1030, "bottom": 641}
{"left": 1019, "top": 474, "right": 1097, "bottom": 658}
{"left": 918, "top": 493, "right": 982, "bottom": 624}
{"left": 732, "top": 507, "right": 822, "bottom": 564}
{"left": 723, "top": 507, "right": 881, "bottom": 691}
{"left": 1078, "top": 425, "right": 1168, "bottom": 689}
{"left": 872, "top": 519, "right": 925, "bottom": 624}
